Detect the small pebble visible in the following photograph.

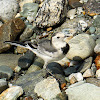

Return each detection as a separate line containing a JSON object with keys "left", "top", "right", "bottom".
{"left": 83, "top": 69, "right": 94, "bottom": 78}
{"left": 96, "top": 69, "right": 100, "bottom": 79}
{"left": 0, "top": 65, "right": 13, "bottom": 80}
{"left": 70, "top": 76, "right": 77, "bottom": 84}
{"left": 0, "top": 86, "right": 23, "bottom": 100}
{"left": 0, "top": 79, "right": 8, "bottom": 93}
{"left": 69, "top": 72, "right": 83, "bottom": 82}
{"left": 89, "top": 27, "right": 96, "bottom": 34}
{"left": 18, "top": 50, "right": 36, "bottom": 69}
{"left": 67, "top": 9, "right": 76, "bottom": 19}
{"left": 95, "top": 55, "right": 100, "bottom": 70}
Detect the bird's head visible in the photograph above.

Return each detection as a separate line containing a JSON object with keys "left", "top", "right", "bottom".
{"left": 52, "top": 32, "right": 68, "bottom": 49}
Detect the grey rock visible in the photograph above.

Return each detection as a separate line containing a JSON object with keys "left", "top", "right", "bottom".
{"left": 94, "top": 43, "right": 100, "bottom": 54}
{"left": 15, "top": 69, "right": 47, "bottom": 99}
{"left": 93, "top": 15, "right": 100, "bottom": 28}
{"left": 18, "top": 50, "right": 36, "bottom": 69}
{"left": 26, "top": 57, "right": 44, "bottom": 74}
{"left": 0, "top": 65, "right": 13, "bottom": 80}
{"left": 66, "top": 34, "right": 95, "bottom": 60}
{"left": 0, "top": 0, "right": 19, "bottom": 22}
{"left": 89, "top": 26, "right": 96, "bottom": 34}
{"left": 86, "top": 78, "right": 100, "bottom": 87}
{"left": 34, "top": 76, "right": 61, "bottom": 100}
{"left": 66, "top": 83, "right": 100, "bottom": 100}
{"left": 64, "top": 67, "right": 77, "bottom": 76}
{"left": 78, "top": 57, "right": 93, "bottom": 73}
{"left": 35, "top": 0, "right": 67, "bottom": 28}
{"left": 0, "top": 79, "right": 8, "bottom": 93}
{"left": 20, "top": 26, "right": 34, "bottom": 41}
{"left": 20, "top": 3, "right": 39, "bottom": 22}
{"left": 0, "top": 54, "right": 22, "bottom": 70}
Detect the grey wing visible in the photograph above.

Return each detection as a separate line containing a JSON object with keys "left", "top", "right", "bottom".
{"left": 38, "top": 39, "right": 57, "bottom": 53}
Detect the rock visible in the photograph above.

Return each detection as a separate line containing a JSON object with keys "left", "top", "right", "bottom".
{"left": 83, "top": 0, "right": 100, "bottom": 16}
{"left": 94, "top": 55, "right": 100, "bottom": 70}
{"left": 0, "top": 21, "right": 3, "bottom": 27}
{"left": 68, "top": 80, "right": 86, "bottom": 88}
{"left": 93, "top": 15, "right": 100, "bottom": 28}
{"left": 89, "top": 26, "right": 96, "bottom": 34}
{"left": 78, "top": 20, "right": 88, "bottom": 31}
{"left": 96, "top": 69, "right": 100, "bottom": 79}
{"left": 65, "top": 83, "right": 100, "bottom": 100}
{"left": 0, "top": 79, "right": 8, "bottom": 93}
{"left": 86, "top": 78, "right": 100, "bottom": 87}
{"left": 68, "top": 0, "right": 83, "bottom": 8}
{"left": 0, "top": 86, "right": 23, "bottom": 100}
{"left": 15, "top": 69, "right": 47, "bottom": 99}
{"left": 0, "top": 65, "right": 13, "bottom": 80}
{"left": 0, "top": 54, "right": 22, "bottom": 70}
{"left": 66, "top": 34, "right": 95, "bottom": 60}
{"left": 47, "top": 62, "right": 66, "bottom": 85}
{"left": 52, "top": 92, "right": 68, "bottom": 100}
{"left": 83, "top": 69, "right": 94, "bottom": 78}
{"left": 0, "top": 0, "right": 19, "bottom": 22}
{"left": 19, "top": 0, "right": 34, "bottom": 10}
{"left": 67, "top": 9, "right": 76, "bottom": 19}
{"left": 70, "top": 76, "right": 77, "bottom": 84}
{"left": 64, "top": 66, "right": 77, "bottom": 76}
{"left": 18, "top": 50, "right": 36, "bottom": 69}
{"left": 34, "top": 0, "right": 67, "bottom": 28}
{"left": 34, "top": 76, "right": 61, "bottom": 100}
{"left": 0, "top": 18, "right": 25, "bottom": 53}
{"left": 69, "top": 72, "right": 83, "bottom": 82}
{"left": 20, "top": 3, "right": 39, "bottom": 22}
{"left": 94, "top": 43, "right": 100, "bottom": 54}
{"left": 26, "top": 57, "right": 44, "bottom": 74}
{"left": 15, "top": 46, "right": 28, "bottom": 54}
{"left": 19, "top": 26, "right": 34, "bottom": 41}
{"left": 78, "top": 57, "right": 93, "bottom": 72}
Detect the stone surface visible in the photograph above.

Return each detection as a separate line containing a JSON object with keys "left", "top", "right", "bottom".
{"left": 83, "top": 69, "right": 94, "bottom": 78}
{"left": 94, "top": 43, "right": 100, "bottom": 54}
{"left": 69, "top": 72, "right": 83, "bottom": 82}
{"left": 34, "top": 77, "right": 61, "bottom": 100}
{"left": 93, "top": 15, "right": 100, "bottom": 28}
{"left": 66, "top": 83, "right": 100, "bottom": 100}
{"left": 83, "top": 0, "right": 100, "bottom": 16}
{"left": 95, "top": 55, "right": 100, "bottom": 70}
{"left": 18, "top": 50, "right": 36, "bottom": 69}
{"left": 0, "top": 54, "right": 22, "bottom": 70}
{"left": 86, "top": 78, "right": 100, "bottom": 87}
{"left": 69, "top": 0, "right": 83, "bottom": 8}
{"left": 78, "top": 57, "right": 93, "bottom": 72}
{"left": 0, "top": 65, "right": 13, "bottom": 80}
{"left": 35, "top": 0, "right": 67, "bottom": 28}
{"left": 0, "top": 79, "right": 8, "bottom": 93}
{"left": 67, "top": 9, "right": 76, "bottom": 19}
{"left": 96, "top": 69, "right": 100, "bottom": 79}
{"left": 0, "top": 86, "right": 23, "bottom": 100}
{"left": 20, "top": 3, "right": 39, "bottom": 22}
{"left": 66, "top": 34, "right": 95, "bottom": 60}
{"left": 0, "top": 0, "right": 19, "bottom": 22}
{"left": 26, "top": 57, "right": 44, "bottom": 74}
{"left": 64, "top": 66, "right": 77, "bottom": 76}
{"left": 15, "top": 69, "right": 47, "bottom": 99}
{"left": 0, "top": 18, "right": 25, "bottom": 53}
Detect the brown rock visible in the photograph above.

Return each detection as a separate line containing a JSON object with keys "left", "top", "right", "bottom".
{"left": 83, "top": 0, "right": 100, "bottom": 16}
{"left": 0, "top": 18, "right": 25, "bottom": 53}
{"left": 68, "top": 0, "right": 83, "bottom": 8}
{"left": 95, "top": 55, "right": 100, "bottom": 70}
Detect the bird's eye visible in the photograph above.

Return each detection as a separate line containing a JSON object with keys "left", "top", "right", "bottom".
{"left": 57, "top": 37, "right": 60, "bottom": 39}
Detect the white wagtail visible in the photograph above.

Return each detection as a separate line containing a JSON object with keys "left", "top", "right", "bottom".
{"left": 4, "top": 32, "right": 69, "bottom": 69}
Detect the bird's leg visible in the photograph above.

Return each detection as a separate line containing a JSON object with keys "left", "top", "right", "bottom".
{"left": 43, "top": 62, "right": 56, "bottom": 78}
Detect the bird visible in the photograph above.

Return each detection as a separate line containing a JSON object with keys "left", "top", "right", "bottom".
{"left": 4, "top": 32, "right": 70, "bottom": 69}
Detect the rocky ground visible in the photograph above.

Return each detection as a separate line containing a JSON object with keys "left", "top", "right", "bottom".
{"left": 0, "top": 0, "right": 100, "bottom": 100}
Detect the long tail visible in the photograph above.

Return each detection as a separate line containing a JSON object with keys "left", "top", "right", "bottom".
{"left": 4, "top": 41, "right": 36, "bottom": 51}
